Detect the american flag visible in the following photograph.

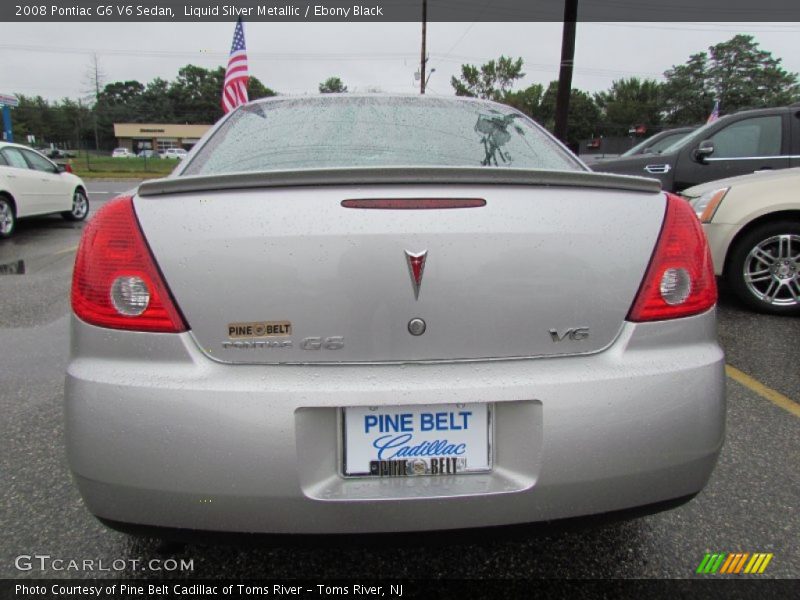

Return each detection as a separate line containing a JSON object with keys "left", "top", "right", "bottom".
{"left": 221, "top": 18, "right": 249, "bottom": 114}
{"left": 706, "top": 100, "right": 720, "bottom": 124}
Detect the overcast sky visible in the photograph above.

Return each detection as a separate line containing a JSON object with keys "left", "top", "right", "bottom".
{"left": 1, "top": 22, "right": 799, "bottom": 102}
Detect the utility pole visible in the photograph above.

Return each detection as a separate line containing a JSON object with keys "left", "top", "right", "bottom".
{"left": 554, "top": 0, "right": 578, "bottom": 145}
{"left": 91, "top": 53, "right": 102, "bottom": 152}
{"left": 78, "top": 98, "right": 91, "bottom": 170}
{"left": 83, "top": 53, "right": 105, "bottom": 156}
{"left": 420, "top": 0, "right": 427, "bottom": 94}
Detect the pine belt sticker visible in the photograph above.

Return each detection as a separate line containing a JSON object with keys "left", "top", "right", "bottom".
{"left": 228, "top": 321, "right": 292, "bottom": 338}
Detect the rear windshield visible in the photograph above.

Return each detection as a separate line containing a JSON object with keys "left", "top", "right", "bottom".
{"left": 182, "top": 96, "right": 582, "bottom": 176}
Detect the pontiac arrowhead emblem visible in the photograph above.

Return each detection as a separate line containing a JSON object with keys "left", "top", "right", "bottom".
{"left": 405, "top": 250, "right": 427, "bottom": 300}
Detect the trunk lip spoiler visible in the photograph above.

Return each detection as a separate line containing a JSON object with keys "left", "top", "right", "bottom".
{"left": 136, "top": 167, "right": 662, "bottom": 197}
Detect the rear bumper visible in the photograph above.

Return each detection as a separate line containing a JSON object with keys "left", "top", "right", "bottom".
{"left": 65, "top": 310, "right": 725, "bottom": 534}
{"left": 96, "top": 492, "right": 700, "bottom": 543}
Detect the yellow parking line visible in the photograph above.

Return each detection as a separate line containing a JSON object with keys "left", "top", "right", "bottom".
{"left": 52, "top": 244, "right": 78, "bottom": 256}
{"left": 726, "top": 364, "right": 800, "bottom": 419}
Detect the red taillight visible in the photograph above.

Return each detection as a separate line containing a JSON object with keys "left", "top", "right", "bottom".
{"left": 627, "top": 193, "right": 717, "bottom": 322}
{"left": 71, "top": 195, "right": 188, "bottom": 333}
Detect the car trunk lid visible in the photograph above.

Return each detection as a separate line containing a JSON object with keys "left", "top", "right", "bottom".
{"left": 134, "top": 180, "right": 665, "bottom": 363}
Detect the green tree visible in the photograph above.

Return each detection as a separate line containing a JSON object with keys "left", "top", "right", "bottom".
{"left": 662, "top": 35, "right": 800, "bottom": 124}
{"left": 502, "top": 83, "right": 545, "bottom": 121}
{"left": 319, "top": 77, "right": 348, "bottom": 93}
{"left": 661, "top": 52, "right": 712, "bottom": 126}
{"left": 12, "top": 95, "right": 94, "bottom": 149}
{"left": 138, "top": 78, "right": 176, "bottom": 123}
{"left": 450, "top": 56, "right": 525, "bottom": 101}
{"left": 13, "top": 65, "right": 279, "bottom": 150}
{"left": 168, "top": 65, "right": 276, "bottom": 123}
{"left": 97, "top": 80, "right": 145, "bottom": 106}
{"left": 498, "top": 80, "right": 601, "bottom": 148}
{"left": 531, "top": 81, "right": 601, "bottom": 147}
{"left": 169, "top": 65, "right": 223, "bottom": 123}
{"left": 95, "top": 80, "right": 146, "bottom": 148}
{"left": 13, "top": 95, "right": 54, "bottom": 144}
{"left": 53, "top": 98, "right": 93, "bottom": 149}
{"left": 708, "top": 34, "right": 799, "bottom": 112}
{"left": 558, "top": 89, "right": 601, "bottom": 148}
{"left": 594, "top": 77, "right": 662, "bottom": 136}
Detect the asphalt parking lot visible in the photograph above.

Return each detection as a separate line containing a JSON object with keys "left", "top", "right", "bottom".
{"left": 1, "top": 181, "right": 798, "bottom": 581}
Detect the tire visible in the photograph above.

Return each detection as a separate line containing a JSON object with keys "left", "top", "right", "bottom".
{"left": 62, "top": 188, "right": 89, "bottom": 222}
{"left": 726, "top": 220, "right": 800, "bottom": 316}
{"left": 0, "top": 196, "right": 15, "bottom": 239}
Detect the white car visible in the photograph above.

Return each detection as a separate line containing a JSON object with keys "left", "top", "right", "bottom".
{"left": 0, "top": 142, "right": 89, "bottom": 238}
{"left": 683, "top": 167, "right": 800, "bottom": 315}
{"left": 162, "top": 148, "right": 188, "bottom": 160}
{"left": 111, "top": 148, "right": 134, "bottom": 158}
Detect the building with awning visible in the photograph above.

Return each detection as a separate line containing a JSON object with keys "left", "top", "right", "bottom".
{"left": 113, "top": 123, "right": 212, "bottom": 153}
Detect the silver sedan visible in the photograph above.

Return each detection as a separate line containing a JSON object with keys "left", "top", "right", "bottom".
{"left": 65, "top": 96, "right": 725, "bottom": 536}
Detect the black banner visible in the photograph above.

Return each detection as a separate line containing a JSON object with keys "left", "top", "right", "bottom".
{"left": 3, "top": 0, "right": 800, "bottom": 23}
{"left": 2, "top": 579, "right": 800, "bottom": 600}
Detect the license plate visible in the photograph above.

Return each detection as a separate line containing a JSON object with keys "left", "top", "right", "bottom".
{"left": 342, "top": 403, "right": 491, "bottom": 477}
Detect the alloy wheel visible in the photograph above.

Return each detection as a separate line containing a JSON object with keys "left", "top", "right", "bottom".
{"left": 743, "top": 234, "right": 800, "bottom": 307}
{"left": 0, "top": 200, "right": 14, "bottom": 236}
{"left": 72, "top": 191, "right": 89, "bottom": 220}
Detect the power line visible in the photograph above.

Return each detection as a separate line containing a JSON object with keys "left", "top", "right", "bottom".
{"left": 438, "top": 0, "right": 495, "bottom": 59}
{"left": 431, "top": 54, "right": 665, "bottom": 79}
{"left": 591, "top": 22, "right": 800, "bottom": 33}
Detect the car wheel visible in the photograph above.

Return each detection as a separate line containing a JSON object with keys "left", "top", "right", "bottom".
{"left": 726, "top": 221, "right": 800, "bottom": 315}
{"left": 62, "top": 189, "right": 90, "bottom": 222}
{"left": 0, "top": 196, "right": 15, "bottom": 239}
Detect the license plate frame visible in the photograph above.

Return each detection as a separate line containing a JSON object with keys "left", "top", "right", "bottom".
{"left": 341, "top": 403, "right": 493, "bottom": 478}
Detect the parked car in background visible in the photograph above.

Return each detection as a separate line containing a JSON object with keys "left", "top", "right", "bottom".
{"left": 683, "top": 167, "right": 800, "bottom": 315}
{"left": 112, "top": 148, "right": 134, "bottom": 158}
{"left": 596, "top": 105, "right": 800, "bottom": 192}
{"left": 41, "top": 147, "right": 77, "bottom": 160}
{"left": 137, "top": 149, "right": 157, "bottom": 158}
{"left": 161, "top": 148, "right": 188, "bottom": 160}
{"left": 620, "top": 126, "right": 697, "bottom": 158}
{"left": 581, "top": 128, "right": 697, "bottom": 166}
{"left": 67, "top": 95, "right": 724, "bottom": 538}
{"left": 0, "top": 141, "right": 89, "bottom": 238}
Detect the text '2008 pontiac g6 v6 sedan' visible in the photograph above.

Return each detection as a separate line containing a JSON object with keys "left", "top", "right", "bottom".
{"left": 65, "top": 96, "right": 725, "bottom": 536}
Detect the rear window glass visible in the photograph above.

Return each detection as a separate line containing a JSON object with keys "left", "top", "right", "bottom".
{"left": 183, "top": 96, "right": 582, "bottom": 176}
